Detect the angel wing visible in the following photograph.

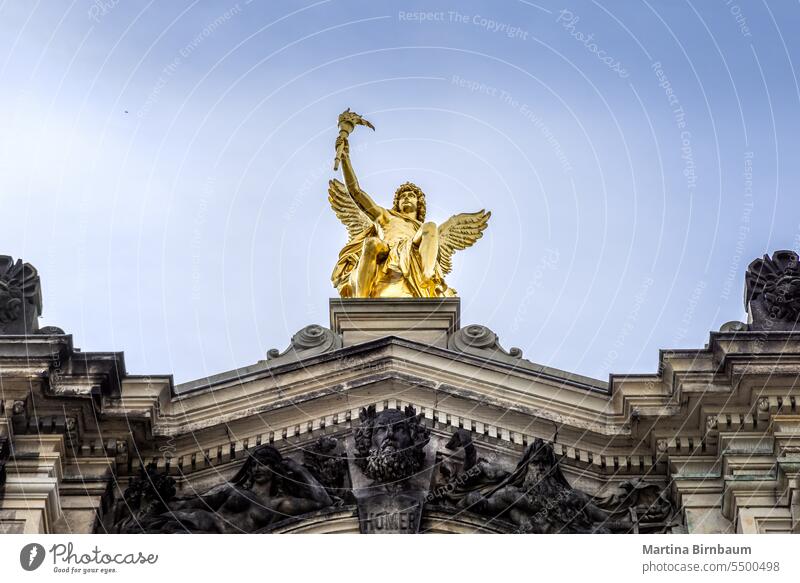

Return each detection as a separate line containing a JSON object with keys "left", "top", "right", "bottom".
{"left": 328, "top": 179, "right": 373, "bottom": 240}
{"left": 437, "top": 210, "right": 491, "bottom": 276}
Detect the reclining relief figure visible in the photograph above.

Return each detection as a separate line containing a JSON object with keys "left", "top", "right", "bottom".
{"left": 434, "top": 436, "right": 673, "bottom": 534}
{"left": 105, "top": 445, "right": 335, "bottom": 533}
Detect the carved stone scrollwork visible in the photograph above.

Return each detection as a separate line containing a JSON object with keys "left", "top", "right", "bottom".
{"left": 448, "top": 324, "right": 522, "bottom": 362}
{"left": 0, "top": 256, "right": 41, "bottom": 335}
{"left": 745, "top": 250, "right": 800, "bottom": 331}
{"left": 36, "top": 326, "right": 65, "bottom": 335}
{"left": 266, "top": 324, "right": 342, "bottom": 365}
{"left": 719, "top": 321, "right": 748, "bottom": 332}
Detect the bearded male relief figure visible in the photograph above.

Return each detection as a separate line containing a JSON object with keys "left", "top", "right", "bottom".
{"left": 354, "top": 405, "right": 430, "bottom": 484}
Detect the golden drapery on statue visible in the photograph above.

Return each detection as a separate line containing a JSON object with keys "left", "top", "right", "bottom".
{"left": 328, "top": 109, "right": 491, "bottom": 299}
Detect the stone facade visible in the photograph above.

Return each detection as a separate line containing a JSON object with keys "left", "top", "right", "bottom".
{"left": 1, "top": 253, "right": 800, "bottom": 533}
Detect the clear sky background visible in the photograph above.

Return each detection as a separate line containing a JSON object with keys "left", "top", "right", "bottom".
{"left": 1, "top": 0, "right": 798, "bottom": 385}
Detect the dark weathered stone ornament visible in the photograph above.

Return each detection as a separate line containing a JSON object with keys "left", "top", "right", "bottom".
{"left": 351, "top": 405, "right": 432, "bottom": 533}
{"left": 0, "top": 256, "right": 41, "bottom": 335}
{"left": 592, "top": 479, "right": 676, "bottom": 533}
{"left": 106, "top": 462, "right": 177, "bottom": 533}
{"left": 432, "top": 436, "right": 676, "bottom": 534}
{"left": 103, "top": 445, "right": 336, "bottom": 533}
{"left": 430, "top": 429, "right": 510, "bottom": 504}
{"left": 0, "top": 434, "right": 10, "bottom": 489}
{"left": 302, "top": 436, "right": 351, "bottom": 503}
{"left": 354, "top": 405, "right": 429, "bottom": 483}
{"left": 745, "top": 250, "right": 800, "bottom": 331}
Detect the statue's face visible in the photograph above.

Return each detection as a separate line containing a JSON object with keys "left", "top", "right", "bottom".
{"left": 396, "top": 189, "right": 418, "bottom": 216}
{"left": 356, "top": 407, "right": 428, "bottom": 483}
{"left": 362, "top": 411, "right": 419, "bottom": 482}
{"left": 251, "top": 463, "right": 274, "bottom": 486}
{"left": 372, "top": 412, "right": 413, "bottom": 453}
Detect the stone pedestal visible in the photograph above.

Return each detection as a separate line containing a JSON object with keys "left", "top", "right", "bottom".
{"left": 344, "top": 431, "right": 440, "bottom": 534}
{"left": 329, "top": 298, "right": 460, "bottom": 348}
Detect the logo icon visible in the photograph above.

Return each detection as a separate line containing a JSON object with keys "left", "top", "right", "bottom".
{"left": 19, "top": 543, "right": 46, "bottom": 571}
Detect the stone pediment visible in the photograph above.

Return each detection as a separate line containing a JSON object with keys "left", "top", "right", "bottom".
{"left": 4, "top": 261, "right": 800, "bottom": 533}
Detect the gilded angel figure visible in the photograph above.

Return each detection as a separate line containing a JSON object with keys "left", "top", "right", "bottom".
{"left": 328, "top": 110, "right": 491, "bottom": 298}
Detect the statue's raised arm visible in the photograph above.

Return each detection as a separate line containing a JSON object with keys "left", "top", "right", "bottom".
{"left": 334, "top": 109, "right": 383, "bottom": 221}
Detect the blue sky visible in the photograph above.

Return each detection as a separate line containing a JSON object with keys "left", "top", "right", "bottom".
{"left": 1, "top": 0, "right": 798, "bottom": 384}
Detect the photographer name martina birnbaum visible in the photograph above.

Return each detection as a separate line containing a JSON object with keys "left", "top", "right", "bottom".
{"left": 643, "top": 544, "right": 752, "bottom": 555}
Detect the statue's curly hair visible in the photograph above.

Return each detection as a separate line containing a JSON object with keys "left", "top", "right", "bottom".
{"left": 392, "top": 182, "right": 426, "bottom": 221}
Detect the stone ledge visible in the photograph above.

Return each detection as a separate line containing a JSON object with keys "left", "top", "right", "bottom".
{"left": 330, "top": 297, "right": 460, "bottom": 348}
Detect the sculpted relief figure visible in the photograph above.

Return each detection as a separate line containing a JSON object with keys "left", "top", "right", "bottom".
{"left": 433, "top": 429, "right": 510, "bottom": 505}
{"left": 433, "top": 437, "right": 676, "bottom": 534}
{"left": 105, "top": 445, "right": 335, "bottom": 533}
{"left": 464, "top": 439, "right": 617, "bottom": 533}
{"left": 329, "top": 109, "right": 491, "bottom": 298}
{"left": 0, "top": 256, "right": 41, "bottom": 333}
{"left": 354, "top": 405, "right": 430, "bottom": 483}
{"left": 745, "top": 250, "right": 800, "bottom": 330}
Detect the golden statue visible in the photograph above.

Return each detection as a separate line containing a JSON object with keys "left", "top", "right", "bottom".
{"left": 329, "top": 109, "right": 491, "bottom": 298}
